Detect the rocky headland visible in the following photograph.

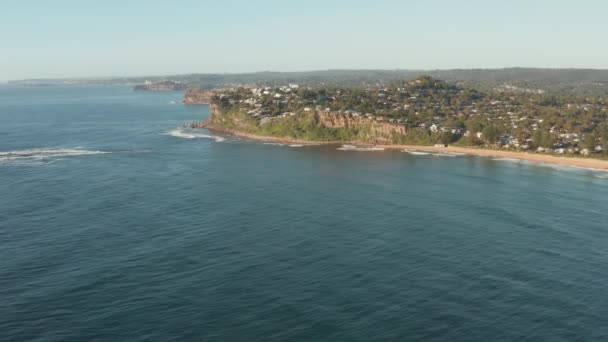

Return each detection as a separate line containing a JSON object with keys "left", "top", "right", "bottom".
{"left": 184, "top": 89, "right": 215, "bottom": 104}
{"left": 185, "top": 92, "right": 608, "bottom": 171}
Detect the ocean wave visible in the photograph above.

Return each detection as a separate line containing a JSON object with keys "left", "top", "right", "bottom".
{"left": 432, "top": 153, "right": 457, "bottom": 157}
{"left": 262, "top": 143, "right": 306, "bottom": 148}
{"left": 402, "top": 150, "right": 430, "bottom": 155}
{"left": 0, "top": 148, "right": 110, "bottom": 162}
{"left": 492, "top": 158, "right": 522, "bottom": 163}
{"left": 338, "top": 144, "right": 385, "bottom": 152}
{"left": 165, "top": 129, "right": 225, "bottom": 142}
{"left": 559, "top": 165, "right": 608, "bottom": 174}
{"left": 491, "top": 158, "right": 608, "bottom": 174}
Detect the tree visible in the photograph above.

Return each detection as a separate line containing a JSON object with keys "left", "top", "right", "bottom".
{"left": 583, "top": 134, "right": 597, "bottom": 150}
{"left": 537, "top": 132, "right": 556, "bottom": 148}
{"left": 482, "top": 125, "right": 500, "bottom": 144}
{"left": 454, "top": 120, "right": 466, "bottom": 129}
{"left": 440, "top": 131, "right": 454, "bottom": 146}
{"left": 465, "top": 119, "right": 483, "bottom": 135}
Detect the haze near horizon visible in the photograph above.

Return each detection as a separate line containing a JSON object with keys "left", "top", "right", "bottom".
{"left": 2, "top": 0, "right": 607, "bottom": 80}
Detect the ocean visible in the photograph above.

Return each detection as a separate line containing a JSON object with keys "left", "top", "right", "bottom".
{"left": 1, "top": 85, "right": 607, "bottom": 341}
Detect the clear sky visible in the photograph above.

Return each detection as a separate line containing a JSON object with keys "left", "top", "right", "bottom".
{"left": 1, "top": 0, "right": 606, "bottom": 80}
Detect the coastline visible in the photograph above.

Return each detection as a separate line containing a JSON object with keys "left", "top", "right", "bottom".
{"left": 201, "top": 123, "right": 608, "bottom": 171}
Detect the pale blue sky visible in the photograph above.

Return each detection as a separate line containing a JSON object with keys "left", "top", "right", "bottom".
{"left": 1, "top": 0, "right": 606, "bottom": 80}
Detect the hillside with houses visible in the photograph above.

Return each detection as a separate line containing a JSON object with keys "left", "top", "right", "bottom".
{"left": 198, "top": 76, "right": 608, "bottom": 156}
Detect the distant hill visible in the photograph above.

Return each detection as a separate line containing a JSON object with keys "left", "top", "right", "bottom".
{"left": 9, "top": 68, "right": 608, "bottom": 95}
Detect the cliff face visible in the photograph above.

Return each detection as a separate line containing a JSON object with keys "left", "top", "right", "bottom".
{"left": 317, "top": 112, "right": 408, "bottom": 137}
{"left": 184, "top": 90, "right": 215, "bottom": 104}
{"left": 207, "top": 106, "right": 409, "bottom": 143}
{"left": 208, "top": 103, "right": 222, "bottom": 122}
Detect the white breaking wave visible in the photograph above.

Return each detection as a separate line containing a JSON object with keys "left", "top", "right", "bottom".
{"left": 166, "top": 129, "right": 225, "bottom": 142}
{"left": 492, "top": 158, "right": 521, "bottom": 163}
{"left": 338, "top": 144, "right": 384, "bottom": 152}
{"left": 262, "top": 142, "right": 305, "bottom": 148}
{"left": 555, "top": 165, "right": 608, "bottom": 173}
{"left": 432, "top": 153, "right": 457, "bottom": 157}
{"left": 0, "top": 148, "right": 110, "bottom": 162}
{"left": 402, "top": 150, "right": 430, "bottom": 155}
{"left": 491, "top": 158, "right": 608, "bottom": 174}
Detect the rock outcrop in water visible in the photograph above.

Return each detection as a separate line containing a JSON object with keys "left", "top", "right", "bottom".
{"left": 189, "top": 103, "right": 222, "bottom": 129}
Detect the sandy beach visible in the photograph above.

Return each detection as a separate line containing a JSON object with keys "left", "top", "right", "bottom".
{"left": 205, "top": 125, "right": 608, "bottom": 171}
{"left": 384, "top": 144, "right": 608, "bottom": 171}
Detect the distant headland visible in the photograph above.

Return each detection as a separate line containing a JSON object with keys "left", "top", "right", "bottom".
{"left": 9, "top": 68, "right": 608, "bottom": 96}
{"left": 134, "top": 81, "right": 186, "bottom": 92}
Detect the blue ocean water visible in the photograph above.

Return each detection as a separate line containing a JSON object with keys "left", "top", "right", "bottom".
{"left": 1, "top": 85, "right": 608, "bottom": 341}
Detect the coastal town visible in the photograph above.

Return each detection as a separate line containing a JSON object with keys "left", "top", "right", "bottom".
{"left": 191, "top": 76, "right": 608, "bottom": 157}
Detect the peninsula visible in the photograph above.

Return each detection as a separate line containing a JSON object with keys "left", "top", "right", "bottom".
{"left": 187, "top": 76, "right": 608, "bottom": 169}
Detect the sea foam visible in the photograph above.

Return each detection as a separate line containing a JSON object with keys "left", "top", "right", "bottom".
{"left": 262, "top": 142, "right": 308, "bottom": 148}
{"left": 492, "top": 158, "right": 522, "bottom": 163}
{"left": 491, "top": 157, "right": 608, "bottom": 174}
{"left": 402, "top": 150, "right": 430, "bottom": 155}
{"left": 0, "top": 148, "right": 110, "bottom": 162}
{"left": 166, "top": 129, "right": 225, "bottom": 142}
{"left": 338, "top": 144, "right": 384, "bottom": 152}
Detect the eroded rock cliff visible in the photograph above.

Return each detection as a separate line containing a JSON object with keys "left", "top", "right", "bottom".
{"left": 184, "top": 90, "right": 215, "bottom": 104}
{"left": 317, "top": 111, "right": 408, "bottom": 137}
{"left": 204, "top": 106, "right": 410, "bottom": 143}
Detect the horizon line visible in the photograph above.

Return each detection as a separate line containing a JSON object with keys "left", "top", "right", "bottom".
{"left": 6, "top": 66, "right": 608, "bottom": 83}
